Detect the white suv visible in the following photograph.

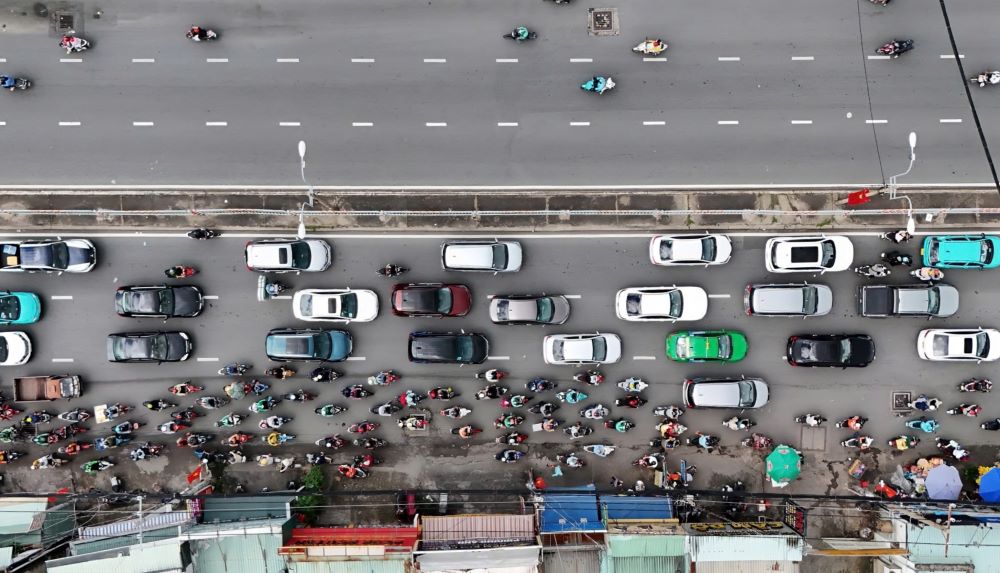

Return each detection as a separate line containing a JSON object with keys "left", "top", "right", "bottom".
{"left": 441, "top": 240, "right": 522, "bottom": 273}
{"left": 765, "top": 236, "right": 853, "bottom": 273}
{"left": 245, "top": 239, "right": 332, "bottom": 273}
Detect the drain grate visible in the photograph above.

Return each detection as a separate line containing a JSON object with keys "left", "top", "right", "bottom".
{"left": 799, "top": 426, "right": 826, "bottom": 451}
{"left": 587, "top": 8, "right": 619, "bottom": 36}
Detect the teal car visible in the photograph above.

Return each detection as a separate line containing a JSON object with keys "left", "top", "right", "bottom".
{"left": 0, "top": 291, "right": 41, "bottom": 325}
{"left": 921, "top": 234, "right": 1000, "bottom": 269}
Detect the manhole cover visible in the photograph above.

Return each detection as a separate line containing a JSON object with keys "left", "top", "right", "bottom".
{"left": 799, "top": 426, "right": 826, "bottom": 451}
{"left": 892, "top": 391, "right": 912, "bottom": 411}
{"left": 587, "top": 7, "right": 619, "bottom": 36}
{"left": 55, "top": 12, "right": 74, "bottom": 31}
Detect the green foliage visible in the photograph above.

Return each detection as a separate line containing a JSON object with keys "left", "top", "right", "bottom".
{"left": 293, "top": 467, "right": 327, "bottom": 525}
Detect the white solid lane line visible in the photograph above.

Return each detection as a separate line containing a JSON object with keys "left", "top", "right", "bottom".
{"left": 865, "top": 119, "right": 888, "bottom": 124}
{"left": 58, "top": 121, "right": 81, "bottom": 126}
{"left": 352, "top": 58, "right": 375, "bottom": 63}
{"left": 488, "top": 356, "right": 510, "bottom": 361}
{"left": 346, "top": 356, "right": 367, "bottom": 361}
{"left": 0, "top": 122, "right": 5, "bottom": 126}
{"left": 426, "top": 122, "right": 447, "bottom": 127}
{"left": 60, "top": 58, "right": 82, "bottom": 63}
{"left": 132, "top": 58, "right": 155, "bottom": 63}
{"left": 272, "top": 295, "right": 292, "bottom": 300}
{"left": 633, "top": 356, "right": 656, "bottom": 361}
{"left": 940, "top": 54, "right": 965, "bottom": 59}
{"left": 206, "top": 58, "right": 229, "bottom": 63}
{"left": 50, "top": 295, "right": 73, "bottom": 300}
{"left": 52, "top": 358, "right": 74, "bottom": 363}
{"left": 276, "top": 58, "right": 299, "bottom": 63}
{"left": 206, "top": 121, "right": 228, "bottom": 127}
{"left": 202, "top": 295, "right": 219, "bottom": 300}
{"left": 352, "top": 122, "right": 374, "bottom": 127}
{"left": 718, "top": 120, "right": 739, "bottom": 125}
{"left": 940, "top": 119, "right": 963, "bottom": 123}
{"left": 868, "top": 55, "right": 890, "bottom": 60}
{"left": 708, "top": 293, "right": 731, "bottom": 299}
{"left": 570, "top": 58, "right": 593, "bottom": 63}
{"left": 496, "top": 58, "right": 518, "bottom": 63}
{"left": 423, "top": 58, "right": 447, "bottom": 63}
{"left": 643, "top": 57, "right": 667, "bottom": 62}
{"left": 279, "top": 122, "right": 301, "bottom": 127}
{"left": 643, "top": 121, "right": 666, "bottom": 126}
{"left": 196, "top": 357, "right": 219, "bottom": 362}
{"left": 0, "top": 59, "right": 6, "bottom": 63}
{"left": 497, "top": 122, "right": 519, "bottom": 127}
{"left": 718, "top": 56, "right": 741, "bottom": 61}
{"left": 563, "top": 295, "right": 582, "bottom": 299}
{"left": 790, "top": 120, "right": 813, "bottom": 125}
{"left": 132, "top": 122, "right": 154, "bottom": 127}
{"left": 570, "top": 122, "right": 590, "bottom": 127}
{"left": 791, "top": 56, "right": 815, "bottom": 61}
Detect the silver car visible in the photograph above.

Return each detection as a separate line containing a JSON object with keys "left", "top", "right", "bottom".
{"left": 744, "top": 283, "right": 832, "bottom": 317}
{"left": 441, "top": 240, "right": 523, "bottom": 273}
{"left": 489, "top": 295, "right": 571, "bottom": 325}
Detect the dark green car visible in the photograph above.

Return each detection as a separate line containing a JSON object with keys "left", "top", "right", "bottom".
{"left": 666, "top": 330, "right": 748, "bottom": 363}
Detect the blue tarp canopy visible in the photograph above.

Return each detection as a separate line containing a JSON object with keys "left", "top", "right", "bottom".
{"left": 600, "top": 495, "right": 673, "bottom": 520}
{"left": 541, "top": 487, "right": 604, "bottom": 533}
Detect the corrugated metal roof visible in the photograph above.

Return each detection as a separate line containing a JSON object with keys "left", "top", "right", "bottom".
{"left": 0, "top": 547, "right": 12, "bottom": 568}
{"left": 288, "top": 560, "right": 408, "bottom": 573}
{"left": 421, "top": 515, "right": 534, "bottom": 542}
{"left": 606, "top": 534, "right": 685, "bottom": 557}
{"left": 541, "top": 495, "right": 605, "bottom": 533}
{"left": 46, "top": 541, "right": 187, "bottom": 573}
{"left": 71, "top": 527, "right": 181, "bottom": 555}
{"left": 693, "top": 560, "right": 800, "bottom": 573}
{"left": 77, "top": 509, "right": 193, "bottom": 540}
{"left": 543, "top": 548, "right": 602, "bottom": 573}
{"left": 599, "top": 496, "right": 673, "bottom": 520}
{"left": 0, "top": 498, "right": 48, "bottom": 535}
{"left": 201, "top": 496, "right": 292, "bottom": 524}
{"left": 604, "top": 555, "right": 687, "bottom": 573}
{"left": 189, "top": 532, "right": 286, "bottom": 573}
{"left": 689, "top": 535, "right": 804, "bottom": 562}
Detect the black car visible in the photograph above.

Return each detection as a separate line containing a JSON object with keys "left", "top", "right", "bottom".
{"left": 107, "top": 331, "right": 192, "bottom": 363}
{"left": 786, "top": 334, "right": 875, "bottom": 368}
{"left": 115, "top": 285, "right": 205, "bottom": 318}
{"left": 407, "top": 331, "right": 489, "bottom": 364}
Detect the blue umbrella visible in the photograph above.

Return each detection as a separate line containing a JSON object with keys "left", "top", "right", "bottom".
{"left": 926, "top": 464, "right": 962, "bottom": 501}
{"left": 979, "top": 467, "right": 1000, "bottom": 503}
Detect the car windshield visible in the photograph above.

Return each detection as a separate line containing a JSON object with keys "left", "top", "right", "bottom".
{"left": 675, "top": 338, "right": 692, "bottom": 359}
{"left": 454, "top": 336, "right": 475, "bottom": 362}
{"left": 737, "top": 381, "right": 756, "bottom": 407}
{"left": 700, "top": 237, "right": 716, "bottom": 261}
{"left": 592, "top": 337, "right": 607, "bottom": 361}
{"left": 290, "top": 242, "right": 312, "bottom": 269}
{"left": 928, "top": 240, "right": 941, "bottom": 265}
{"left": 0, "top": 338, "right": 7, "bottom": 362}
{"left": 974, "top": 332, "right": 989, "bottom": 358}
{"left": 536, "top": 298, "right": 554, "bottom": 322}
{"left": 819, "top": 241, "right": 836, "bottom": 268}
{"left": 0, "top": 296, "right": 19, "bottom": 321}
{"left": 802, "top": 287, "right": 818, "bottom": 314}
{"left": 551, "top": 340, "right": 565, "bottom": 361}
{"left": 339, "top": 294, "right": 357, "bottom": 318}
{"left": 495, "top": 300, "right": 510, "bottom": 321}
{"left": 298, "top": 294, "right": 313, "bottom": 317}
{"left": 659, "top": 240, "right": 673, "bottom": 261}
{"left": 313, "top": 333, "right": 333, "bottom": 358}
{"left": 435, "top": 288, "right": 453, "bottom": 314}
{"left": 717, "top": 336, "right": 732, "bottom": 359}
{"left": 927, "top": 289, "right": 940, "bottom": 314}
{"left": 491, "top": 244, "right": 507, "bottom": 270}
{"left": 982, "top": 241, "right": 994, "bottom": 264}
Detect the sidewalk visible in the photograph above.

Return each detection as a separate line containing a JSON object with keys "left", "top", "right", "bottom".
{"left": 0, "top": 186, "right": 997, "bottom": 231}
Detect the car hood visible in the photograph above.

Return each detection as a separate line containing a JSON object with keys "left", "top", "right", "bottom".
{"left": 173, "top": 287, "right": 204, "bottom": 317}
{"left": 65, "top": 242, "right": 96, "bottom": 270}
{"left": 164, "top": 332, "right": 191, "bottom": 360}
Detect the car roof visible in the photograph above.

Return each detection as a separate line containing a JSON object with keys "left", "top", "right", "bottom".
{"left": 247, "top": 242, "right": 292, "bottom": 268}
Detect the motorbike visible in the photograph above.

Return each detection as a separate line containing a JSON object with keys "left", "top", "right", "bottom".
{"left": 557, "top": 452, "right": 585, "bottom": 468}
{"left": 581, "top": 76, "right": 615, "bottom": 94}
{"left": 31, "top": 455, "right": 66, "bottom": 470}
{"left": 0, "top": 404, "right": 22, "bottom": 421}
{"left": 574, "top": 370, "right": 604, "bottom": 385}
{"left": 142, "top": 400, "right": 174, "bottom": 412}
{"left": 398, "top": 416, "right": 429, "bottom": 430}
{"left": 946, "top": 404, "right": 982, "bottom": 417}
{"left": 633, "top": 452, "right": 665, "bottom": 469}
{"left": 57, "top": 441, "right": 91, "bottom": 456}
{"left": 94, "top": 434, "right": 130, "bottom": 451}
{"left": 794, "top": 414, "right": 826, "bottom": 427}
{"left": 428, "top": 387, "right": 456, "bottom": 400}
{"left": 496, "top": 431, "right": 528, "bottom": 445}
{"left": 196, "top": 396, "right": 229, "bottom": 409}
{"left": 249, "top": 397, "right": 279, "bottom": 413}
{"left": 306, "top": 452, "right": 333, "bottom": 465}
{"left": 112, "top": 421, "right": 143, "bottom": 435}
{"left": 970, "top": 70, "right": 1000, "bottom": 88}
{"left": 475, "top": 385, "right": 508, "bottom": 400}
{"left": 264, "top": 432, "right": 295, "bottom": 446}
{"left": 854, "top": 264, "right": 891, "bottom": 278}
{"left": 935, "top": 437, "right": 971, "bottom": 462}
{"left": 186, "top": 26, "right": 219, "bottom": 42}
{"left": 354, "top": 453, "right": 381, "bottom": 467}
{"left": 617, "top": 377, "right": 648, "bottom": 393}
{"left": 377, "top": 264, "right": 407, "bottom": 278}
{"left": 282, "top": 390, "right": 316, "bottom": 402}
{"left": 0, "top": 425, "right": 22, "bottom": 443}
{"left": 171, "top": 407, "right": 200, "bottom": 422}
{"left": 909, "top": 267, "right": 943, "bottom": 281}
{"left": 316, "top": 435, "right": 348, "bottom": 449}
{"left": 905, "top": 418, "right": 940, "bottom": 433}
{"left": 529, "top": 402, "right": 559, "bottom": 416}
{"left": 259, "top": 415, "right": 292, "bottom": 429}
{"left": 580, "top": 404, "right": 609, "bottom": 420}
{"left": 164, "top": 265, "right": 197, "bottom": 278}
{"left": 652, "top": 405, "right": 685, "bottom": 420}
{"left": 169, "top": 382, "right": 203, "bottom": 395}
{"left": 311, "top": 367, "right": 340, "bottom": 383}
{"left": 227, "top": 450, "right": 248, "bottom": 465}
{"left": 686, "top": 433, "right": 720, "bottom": 451}
{"left": 348, "top": 420, "right": 379, "bottom": 434}
{"left": 876, "top": 39, "right": 914, "bottom": 58}
{"left": 502, "top": 26, "right": 537, "bottom": 41}
{"left": 59, "top": 35, "right": 90, "bottom": 53}
{"left": 265, "top": 366, "right": 296, "bottom": 380}
{"left": 908, "top": 395, "right": 942, "bottom": 411}
{"left": 615, "top": 395, "right": 647, "bottom": 409}
{"left": 475, "top": 369, "right": 506, "bottom": 382}
{"left": 82, "top": 458, "right": 115, "bottom": 475}
{"left": 22, "top": 411, "right": 52, "bottom": 425}
{"left": 632, "top": 37, "right": 667, "bottom": 56}
{"left": 372, "top": 402, "right": 402, "bottom": 416}
{"left": 869, "top": 0, "right": 891, "bottom": 5}
{"left": 398, "top": 390, "right": 425, "bottom": 407}
{"left": 0, "top": 76, "right": 31, "bottom": 91}
{"left": 224, "top": 432, "right": 253, "bottom": 447}
{"left": 187, "top": 228, "right": 218, "bottom": 239}
{"left": 368, "top": 370, "right": 400, "bottom": 386}
{"left": 441, "top": 406, "right": 472, "bottom": 419}
{"left": 452, "top": 425, "right": 482, "bottom": 438}
{"left": 0, "top": 450, "right": 23, "bottom": 464}
{"left": 158, "top": 421, "right": 189, "bottom": 434}
{"left": 656, "top": 421, "right": 688, "bottom": 437}
{"left": 981, "top": 418, "right": 1000, "bottom": 431}
{"left": 564, "top": 422, "right": 592, "bottom": 440}
{"left": 354, "top": 437, "right": 387, "bottom": 449}
{"left": 539, "top": 418, "right": 562, "bottom": 432}
{"left": 583, "top": 444, "right": 616, "bottom": 457}
{"left": 888, "top": 435, "right": 920, "bottom": 451}
{"left": 219, "top": 363, "right": 251, "bottom": 377}
{"left": 216, "top": 413, "right": 245, "bottom": 427}
{"left": 495, "top": 414, "right": 525, "bottom": 429}
{"left": 604, "top": 418, "right": 635, "bottom": 433}
{"left": 740, "top": 433, "right": 774, "bottom": 451}
{"left": 881, "top": 251, "right": 913, "bottom": 266}
{"left": 129, "top": 443, "right": 165, "bottom": 461}
{"left": 722, "top": 416, "right": 755, "bottom": 431}
{"left": 501, "top": 394, "right": 531, "bottom": 408}
{"left": 841, "top": 435, "right": 875, "bottom": 450}
{"left": 496, "top": 449, "right": 525, "bottom": 463}
{"left": 526, "top": 378, "right": 556, "bottom": 393}
{"left": 835, "top": 416, "right": 868, "bottom": 431}
{"left": 959, "top": 378, "right": 992, "bottom": 393}
{"left": 544, "top": 0, "right": 572, "bottom": 4}
{"left": 177, "top": 433, "right": 211, "bottom": 448}
{"left": 556, "top": 389, "right": 588, "bottom": 403}
{"left": 337, "top": 464, "right": 368, "bottom": 479}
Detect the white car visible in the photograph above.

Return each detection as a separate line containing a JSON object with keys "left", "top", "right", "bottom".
{"left": 0, "top": 331, "right": 31, "bottom": 365}
{"left": 615, "top": 286, "right": 708, "bottom": 322}
{"left": 0, "top": 239, "right": 96, "bottom": 273}
{"left": 916, "top": 328, "right": 1000, "bottom": 362}
{"left": 649, "top": 234, "right": 732, "bottom": 266}
{"left": 245, "top": 239, "right": 332, "bottom": 273}
{"left": 292, "top": 289, "right": 379, "bottom": 323}
{"left": 764, "top": 236, "right": 854, "bottom": 273}
{"left": 543, "top": 333, "right": 622, "bottom": 365}
{"left": 441, "top": 240, "right": 522, "bottom": 273}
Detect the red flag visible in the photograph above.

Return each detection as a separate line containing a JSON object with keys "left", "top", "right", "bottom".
{"left": 846, "top": 188, "right": 871, "bottom": 206}
{"left": 186, "top": 465, "right": 203, "bottom": 484}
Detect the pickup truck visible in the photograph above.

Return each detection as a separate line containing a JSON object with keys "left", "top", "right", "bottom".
{"left": 13, "top": 375, "right": 81, "bottom": 402}
{"left": 858, "top": 284, "right": 959, "bottom": 318}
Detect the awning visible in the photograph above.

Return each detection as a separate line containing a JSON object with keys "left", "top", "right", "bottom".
{"left": 689, "top": 535, "right": 803, "bottom": 562}
{"left": 692, "top": 561, "right": 800, "bottom": 573}
{"left": 599, "top": 496, "right": 673, "bottom": 520}
{"left": 604, "top": 556, "right": 687, "bottom": 573}
{"left": 541, "top": 494, "right": 604, "bottom": 533}
{"left": 416, "top": 544, "right": 541, "bottom": 571}
{"left": 420, "top": 515, "right": 534, "bottom": 546}
{"left": 606, "top": 534, "right": 685, "bottom": 557}
{"left": 542, "top": 548, "right": 601, "bottom": 573}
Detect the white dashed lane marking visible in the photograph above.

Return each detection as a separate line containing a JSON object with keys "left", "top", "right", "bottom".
{"left": 202, "top": 295, "right": 219, "bottom": 300}
{"left": 206, "top": 58, "right": 229, "bottom": 63}
{"left": 58, "top": 121, "right": 81, "bottom": 126}
{"left": 352, "top": 58, "right": 375, "bottom": 63}
{"left": 60, "top": 58, "right": 82, "bottom": 63}
{"left": 488, "top": 356, "right": 510, "bottom": 361}
{"left": 50, "top": 295, "right": 73, "bottom": 300}
{"left": 132, "top": 122, "right": 154, "bottom": 127}
{"left": 346, "top": 356, "right": 367, "bottom": 361}
{"left": 206, "top": 121, "right": 228, "bottom": 127}
{"left": 570, "top": 58, "right": 593, "bottom": 63}
{"left": 940, "top": 118, "right": 963, "bottom": 123}
{"left": 52, "top": 358, "right": 74, "bottom": 363}
{"left": 196, "top": 357, "right": 219, "bottom": 362}
{"left": 352, "top": 122, "right": 374, "bottom": 127}
{"left": 570, "top": 122, "right": 590, "bottom": 127}
{"left": 868, "top": 55, "right": 890, "bottom": 60}
{"left": 497, "top": 122, "right": 519, "bottom": 127}
{"left": 791, "top": 56, "right": 815, "bottom": 61}
{"left": 426, "top": 122, "right": 447, "bottom": 127}
{"left": 633, "top": 356, "right": 656, "bottom": 361}
{"left": 790, "top": 120, "right": 813, "bottom": 125}
{"left": 132, "top": 58, "right": 155, "bottom": 63}
{"left": 0, "top": 122, "right": 6, "bottom": 126}
{"left": 496, "top": 58, "right": 518, "bottom": 63}
{"left": 279, "top": 122, "right": 301, "bottom": 127}
{"left": 563, "top": 295, "right": 582, "bottom": 299}
{"left": 866, "top": 119, "right": 888, "bottom": 124}
{"left": 718, "top": 57, "right": 741, "bottom": 62}
{"left": 276, "top": 58, "right": 299, "bottom": 63}
{"left": 643, "top": 121, "right": 666, "bottom": 126}
{"left": 940, "top": 54, "right": 965, "bottom": 59}
{"left": 643, "top": 57, "right": 667, "bottom": 62}
{"left": 423, "top": 58, "right": 447, "bottom": 63}
{"left": 718, "top": 120, "right": 739, "bottom": 125}
{"left": 708, "top": 293, "right": 731, "bottom": 299}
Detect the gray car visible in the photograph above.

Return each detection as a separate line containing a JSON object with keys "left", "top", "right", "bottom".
{"left": 488, "top": 295, "right": 571, "bottom": 325}
{"left": 682, "top": 376, "right": 770, "bottom": 409}
{"left": 744, "top": 283, "right": 832, "bottom": 317}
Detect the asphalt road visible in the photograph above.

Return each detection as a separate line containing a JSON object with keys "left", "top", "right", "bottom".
{"left": 1, "top": 0, "right": 999, "bottom": 186}
{"left": 4, "top": 231, "right": 999, "bottom": 491}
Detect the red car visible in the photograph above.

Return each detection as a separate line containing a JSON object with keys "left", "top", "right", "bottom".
{"left": 391, "top": 283, "right": 472, "bottom": 317}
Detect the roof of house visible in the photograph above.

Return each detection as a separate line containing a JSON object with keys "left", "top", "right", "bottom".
{"left": 200, "top": 496, "right": 292, "bottom": 524}
{"left": 0, "top": 498, "right": 48, "bottom": 535}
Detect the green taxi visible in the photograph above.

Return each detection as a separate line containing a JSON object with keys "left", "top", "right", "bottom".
{"left": 666, "top": 329, "right": 748, "bottom": 363}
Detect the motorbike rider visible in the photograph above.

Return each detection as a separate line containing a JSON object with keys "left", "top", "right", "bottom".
{"left": 226, "top": 432, "right": 249, "bottom": 447}
{"left": 378, "top": 263, "right": 405, "bottom": 277}
{"left": 541, "top": 418, "right": 560, "bottom": 431}
{"left": 1, "top": 76, "right": 17, "bottom": 91}
{"left": 456, "top": 425, "right": 477, "bottom": 439}
{"left": 608, "top": 419, "right": 632, "bottom": 432}
{"left": 514, "top": 26, "right": 530, "bottom": 40}
{"left": 975, "top": 70, "right": 1000, "bottom": 86}
{"left": 800, "top": 414, "right": 825, "bottom": 427}
{"left": 428, "top": 387, "right": 452, "bottom": 400}
{"left": 890, "top": 435, "right": 919, "bottom": 451}
{"left": 723, "top": 416, "right": 752, "bottom": 431}
{"left": 959, "top": 404, "right": 982, "bottom": 417}
{"left": 496, "top": 450, "right": 522, "bottom": 463}
{"left": 266, "top": 366, "right": 295, "bottom": 380}
{"left": 164, "top": 265, "right": 195, "bottom": 278}
{"left": 693, "top": 432, "right": 718, "bottom": 452}
{"left": 496, "top": 414, "right": 521, "bottom": 428}
{"left": 251, "top": 397, "right": 277, "bottom": 412}
{"left": 373, "top": 403, "right": 396, "bottom": 416}
{"left": 907, "top": 418, "right": 940, "bottom": 433}
{"left": 159, "top": 421, "right": 186, "bottom": 434}
{"left": 910, "top": 394, "right": 942, "bottom": 411}
{"left": 480, "top": 369, "right": 503, "bottom": 382}
{"left": 535, "top": 402, "right": 557, "bottom": 417}
{"left": 259, "top": 416, "right": 289, "bottom": 430}
{"left": 502, "top": 394, "right": 529, "bottom": 408}
{"left": 561, "top": 452, "right": 583, "bottom": 468}
{"left": 881, "top": 251, "right": 913, "bottom": 266}
{"left": 266, "top": 432, "right": 286, "bottom": 446}
{"left": 636, "top": 454, "right": 661, "bottom": 469}
{"left": 618, "top": 395, "right": 643, "bottom": 408}
{"left": 840, "top": 416, "right": 866, "bottom": 431}
{"left": 311, "top": 367, "right": 338, "bottom": 382}
{"left": 169, "top": 382, "right": 199, "bottom": 395}
{"left": 937, "top": 438, "right": 970, "bottom": 461}
{"left": 400, "top": 389, "right": 422, "bottom": 407}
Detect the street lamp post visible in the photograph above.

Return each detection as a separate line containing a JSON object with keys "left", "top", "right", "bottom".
{"left": 887, "top": 131, "right": 918, "bottom": 234}
{"left": 296, "top": 140, "right": 315, "bottom": 239}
